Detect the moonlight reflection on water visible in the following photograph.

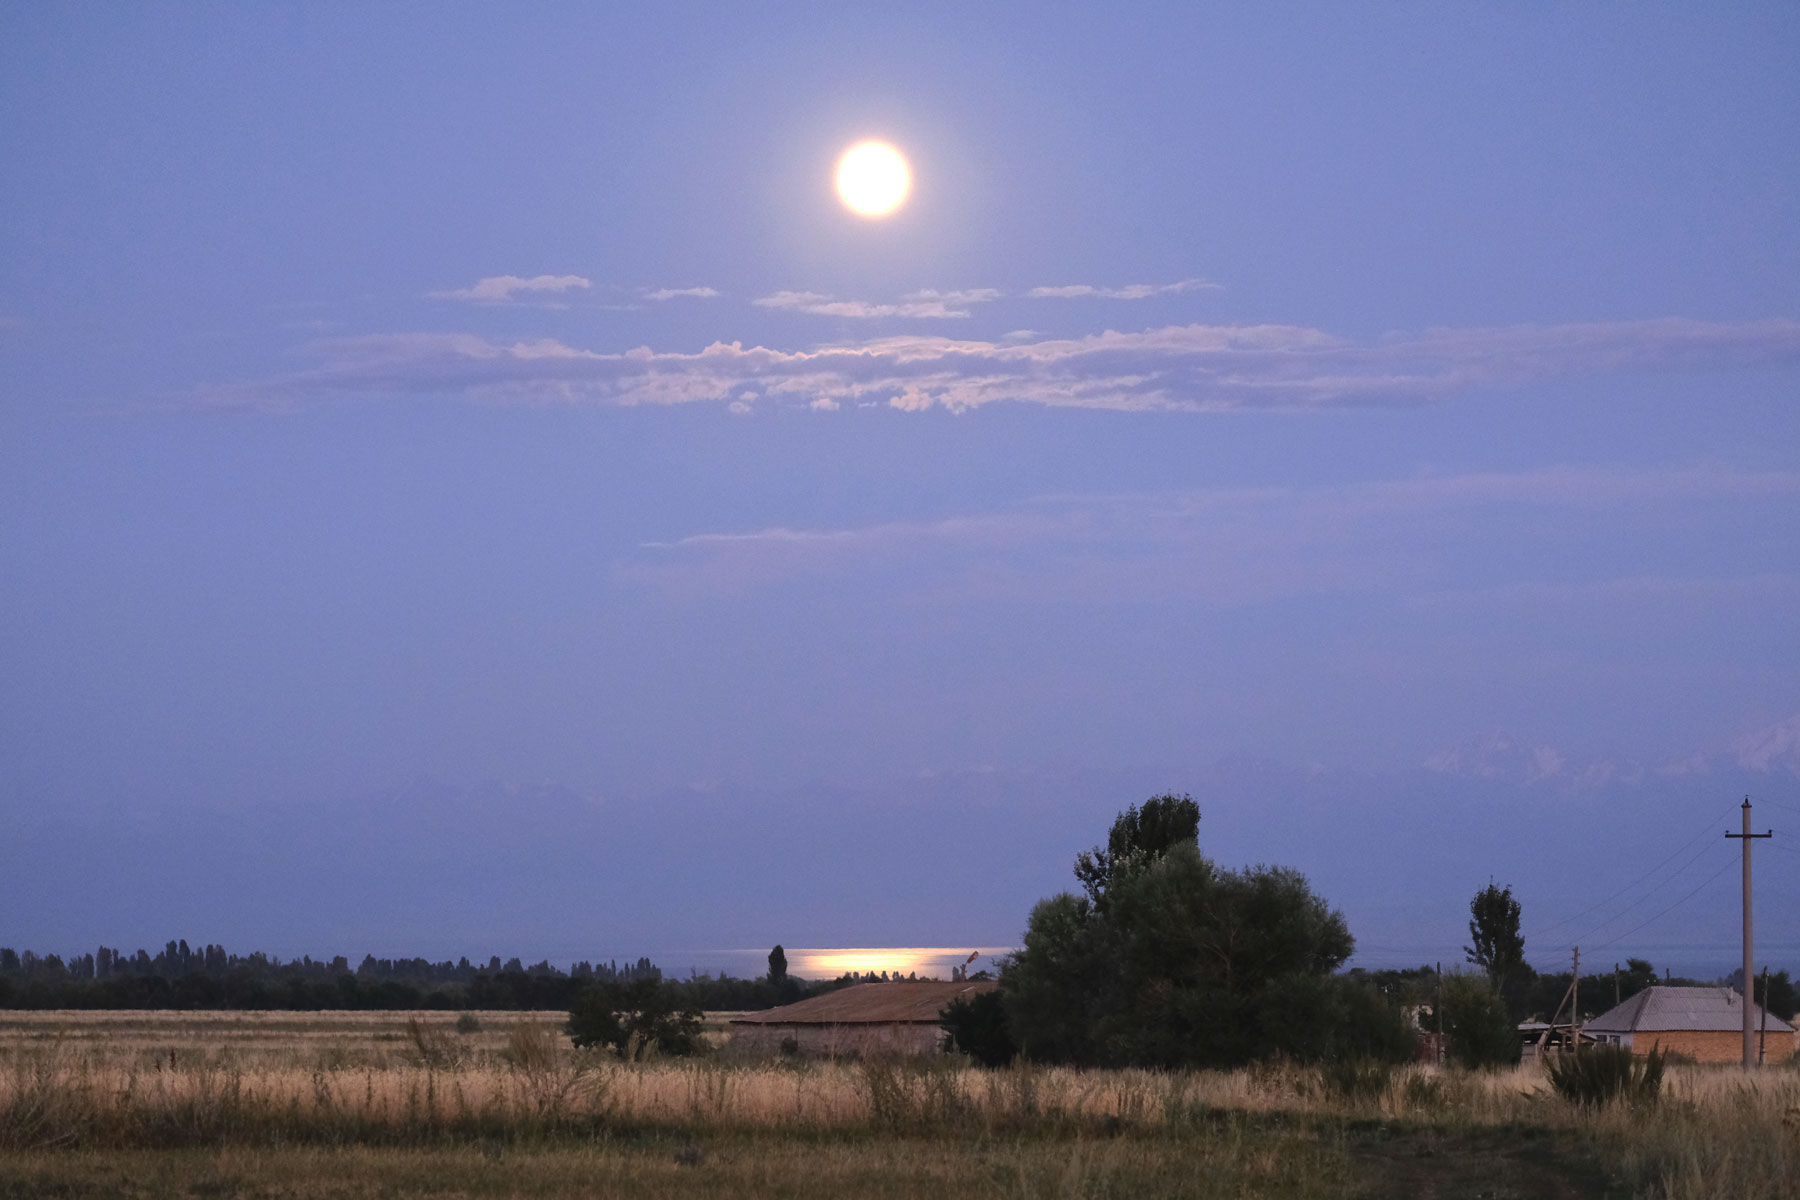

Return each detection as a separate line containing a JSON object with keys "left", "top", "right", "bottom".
{"left": 662, "top": 947, "right": 1010, "bottom": 980}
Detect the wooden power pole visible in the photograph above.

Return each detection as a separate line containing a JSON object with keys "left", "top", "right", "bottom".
{"left": 1571, "top": 946, "right": 1580, "bottom": 1047}
{"left": 1435, "top": 961, "right": 1444, "bottom": 1064}
{"left": 1726, "top": 797, "right": 1772, "bottom": 1070}
{"left": 1760, "top": 966, "right": 1771, "bottom": 1068}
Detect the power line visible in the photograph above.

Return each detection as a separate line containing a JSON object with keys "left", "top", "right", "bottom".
{"left": 1524, "top": 804, "right": 1735, "bottom": 943}
{"left": 1584, "top": 861, "right": 1737, "bottom": 955}
{"left": 1546, "top": 832, "right": 1729, "bottom": 951}
{"left": 1756, "top": 796, "right": 1800, "bottom": 818}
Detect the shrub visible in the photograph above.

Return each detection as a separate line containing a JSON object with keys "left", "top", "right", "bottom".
{"left": 454, "top": 1012, "right": 482, "bottom": 1035}
{"left": 1547, "top": 1045, "right": 1665, "bottom": 1109}
{"left": 568, "top": 978, "right": 702, "bottom": 1059}
{"left": 940, "top": 990, "right": 1017, "bottom": 1067}
{"left": 1439, "top": 973, "right": 1520, "bottom": 1069}
{"left": 1318, "top": 977, "right": 1420, "bottom": 1065}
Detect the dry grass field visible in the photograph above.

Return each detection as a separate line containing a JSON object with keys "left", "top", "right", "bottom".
{"left": 1, "top": 1010, "right": 1796, "bottom": 1198}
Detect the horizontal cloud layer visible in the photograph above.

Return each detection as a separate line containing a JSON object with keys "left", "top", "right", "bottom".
{"left": 427, "top": 274, "right": 592, "bottom": 303}
{"left": 622, "top": 464, "right": 1800, "bottom": 604}
{"left": 644, "top": 286, "right": 721, "bottom": 301}
{"left": 752, "top": 289, "right": 999, "bottom": 319}
{"left": 240, "top": 316, "right": 1800, "bottom": 413}
{"left": 1027, "top": 278, "right": 1217, "bottom": 299}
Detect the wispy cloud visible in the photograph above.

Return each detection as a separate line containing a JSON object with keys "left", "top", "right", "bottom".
{"left": 1734, "top": 714, "right": 1800, "bottom": 776}
{"left": 753, "top": 289, "right": 998, "bottom": 319}
{"left": 1027, "top": 278, "right": 1217, "bottom": 300}
{"left": 904, "top": 288, "right": 1002, "bottom": 306}
{"left": 622, "top": 464, "right": 1800, "bottom": 601}
{"left": 643, "top": 286, "right": 721, "bottom": 302}
{"left": 235, "top": 315, "right": 1800, "bottom": 415}
{"left": 427, "top": 275, "right": 592, "bottom": 304}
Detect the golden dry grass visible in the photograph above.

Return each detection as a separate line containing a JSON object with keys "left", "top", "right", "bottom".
{"left": 2, "top": 1010, "right": 1797, "bottom": 1198}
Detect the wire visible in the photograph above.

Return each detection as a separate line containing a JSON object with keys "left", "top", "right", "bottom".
{"left": 1524, "top": 803, "right": 1737, "bottom": 942}
{"left": 1544, "top": 832, "right": 1730, "bottom": 952}
{"left": 1583, "top": 861, "right": 1737, "bottom": 955}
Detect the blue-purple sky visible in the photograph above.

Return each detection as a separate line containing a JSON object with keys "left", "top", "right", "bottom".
{"left": 4, "top": 4, "right": 1799, "bottom": 979}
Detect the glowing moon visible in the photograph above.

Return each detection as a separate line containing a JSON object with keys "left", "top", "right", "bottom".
{"left": 835, "top": 141, "right": 911, "bottom": 217}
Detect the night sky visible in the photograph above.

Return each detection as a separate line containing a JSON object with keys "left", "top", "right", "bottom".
{"left": 4, "top": 5, "right": 1798, "bottom": 978}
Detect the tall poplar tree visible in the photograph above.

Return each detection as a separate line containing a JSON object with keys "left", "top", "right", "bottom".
{"left": 1464, "top": 881, "right": 1525, "bottom": 991}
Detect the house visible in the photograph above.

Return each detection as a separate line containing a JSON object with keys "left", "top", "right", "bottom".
{"left": 1581, "top": 985, "right": 1796, "bottom": 1064}
{"left": 729, "top": 979, "right": 999, "bottom": 1057}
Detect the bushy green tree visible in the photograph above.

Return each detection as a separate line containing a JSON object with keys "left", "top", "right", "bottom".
{"left": 1440, "top": 972, "right": 1520, "bottom": 1069}
{"left": 1001, "top": 892, "right": 1117, "bottom": 1065}
{"left": 567, "top": 978, "right": 702, "bottom": 1058}
{"left": 767, "top": 944, "right": 787, "bottom": 985}
{"left": 1619, "top": 957, "right": 1657, "bottom": 1001}
{"left": 1005, "top": 801, "right": 1381, "bottom": 1069}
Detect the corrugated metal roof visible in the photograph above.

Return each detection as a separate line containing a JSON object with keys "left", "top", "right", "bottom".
{"left": 1584, "top": 985, "right": 1795, "bottom": 1035}
{"left": 730, "top": 980, "right": 998, "bottom": 1026}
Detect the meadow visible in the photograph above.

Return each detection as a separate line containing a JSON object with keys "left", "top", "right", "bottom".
{"left": 1, "top": 1010, "right": 1796, "bottom": 1198}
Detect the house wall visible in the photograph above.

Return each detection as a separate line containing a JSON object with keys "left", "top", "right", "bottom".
{"left": 1628, "top": 1028, "right": 1796, "bottom": 1064}
{"left": 729, "top": 1021, "right": 949, "bottom": 1057}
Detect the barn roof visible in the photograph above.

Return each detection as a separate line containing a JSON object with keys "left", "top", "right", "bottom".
{"left": 730, "top": 980, "right": 999, "bottom": 1026}
{"left": 1584, "top": 985, "right": 1794, "bottom": 1035}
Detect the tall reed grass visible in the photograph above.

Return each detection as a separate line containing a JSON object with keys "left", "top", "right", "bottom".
{"left": 2, "top": 1011, "right": 1796, "bottom": 1198}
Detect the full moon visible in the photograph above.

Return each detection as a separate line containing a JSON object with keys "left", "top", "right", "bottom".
{"left": 835, "top": 140, "right": 911, "bottom": 217}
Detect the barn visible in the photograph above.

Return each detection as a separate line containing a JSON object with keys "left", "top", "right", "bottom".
{"left": 1582, "top": 985, "right": 1795, "bottom": 1064}
{"left": 729, "top": 979, "right": 999, "bottom": 1057}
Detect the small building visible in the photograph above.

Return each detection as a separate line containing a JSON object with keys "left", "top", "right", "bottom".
{"left": 729, "top": 980, "right": 999, "bottom": 1057}
{"left": 1582, "top": 985, "right": 1796, "bottom": 1064}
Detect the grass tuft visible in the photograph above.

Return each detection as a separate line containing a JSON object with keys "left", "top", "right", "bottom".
{"left": 1546, "top": 1044, "right": 1665, "bottom": 1109}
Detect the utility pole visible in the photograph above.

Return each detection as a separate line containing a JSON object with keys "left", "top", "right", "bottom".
{"left": 1435, "top": 961, "right": 1444, "bottom": 1065}
{"left": 1572, "top": 946, "right": 1580, "bottom": 1049}
{"left": 1760, "top": 966, "right": 1770, "bottom": 1068}
{"left": 1726, "top": 797, "right": 1772, "bottom": 1070}
{"left": 1614, "top": 962, "right": 1620, "bottom": 1008}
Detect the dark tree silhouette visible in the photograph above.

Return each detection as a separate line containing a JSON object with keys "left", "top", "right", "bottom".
{"left": 1006, "top": 799, "right": 1385, "bottom": 1069}
{"left": 940, "top": 989, "right": 1016, "bottom": 1066}
{"left": 1072, "top": 793, "right": 1201, "bottom": 906}
{"left": 567, "top": 978, "right": 702, "bottom": 1058}
{"left": 1464, "top": 881, "right": 1525, "bottom": 990}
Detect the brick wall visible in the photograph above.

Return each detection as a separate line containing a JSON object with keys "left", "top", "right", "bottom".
{"left": 1632, "top": 1028, "right": 1796, "bottom": 1064}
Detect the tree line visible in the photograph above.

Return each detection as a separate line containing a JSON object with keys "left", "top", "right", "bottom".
{"left": 0, "top": 941, "right": 838, "bottom": 1012}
